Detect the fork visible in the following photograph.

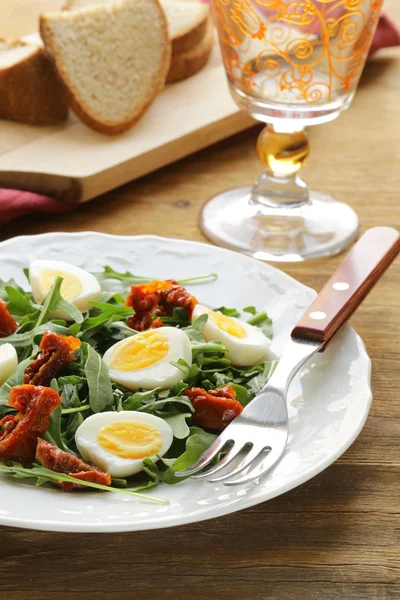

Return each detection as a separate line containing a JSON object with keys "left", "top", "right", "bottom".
{"left": 175, "top": 227, "right": 400, "bottom": 486}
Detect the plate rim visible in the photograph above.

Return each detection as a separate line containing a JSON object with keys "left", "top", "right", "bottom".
{"left": 0, "top": 232, "right": 372, "bottom": 532}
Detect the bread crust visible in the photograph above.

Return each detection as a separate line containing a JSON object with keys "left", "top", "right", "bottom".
{"left": 0, "top": 40, "right": 68, "bottom": 126}
{"left": 170, "top": 8, "right": 209, "bottom": 54}
{"left": 167, "top": 20, "right": 212, "bottom": 84}
{"left": 40, "top": 0, "right": 171, "bottom": 135}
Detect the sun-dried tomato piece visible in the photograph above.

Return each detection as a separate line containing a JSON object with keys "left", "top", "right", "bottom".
{"left": 125, "top": 280, "right": 197, "bottom": 331}
{"left": 24, "top": 331, "right": 81, "bottom": 386}
{"left": 0, "top": 385, "right": 61, "bottom": 463}
{"left": 0, "top": 299, "right": 18, "bottom": 337}
{"left": 36, "top": 438, "right": 111, "bottom": 491}
{"left": 185, "top": 385, "right": 243, "bottom": 431}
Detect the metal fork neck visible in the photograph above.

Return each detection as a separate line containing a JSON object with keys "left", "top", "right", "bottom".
{"left": 267, "top": 337, "right": 322, "bottom": 394}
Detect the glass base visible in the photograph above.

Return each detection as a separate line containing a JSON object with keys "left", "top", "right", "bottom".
{"left": 199, "top": 186, "right": 359, "bottom": 262}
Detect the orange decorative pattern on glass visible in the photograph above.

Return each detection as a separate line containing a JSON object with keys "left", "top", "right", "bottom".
{"left": 212, "top": 0, "right": 383, "bottom": 104}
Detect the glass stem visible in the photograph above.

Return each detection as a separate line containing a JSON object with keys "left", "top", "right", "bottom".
{"left": 251, "top": 125, "right": 310, "bottom": 209}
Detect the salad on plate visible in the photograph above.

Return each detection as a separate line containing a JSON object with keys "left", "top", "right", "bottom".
{"left": 0, "top": 260, "right": 276, "bottom": 503}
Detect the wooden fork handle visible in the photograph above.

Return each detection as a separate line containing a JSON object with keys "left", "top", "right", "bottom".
{"left": 291, "top": 227, "right": 400, "bottom": 348}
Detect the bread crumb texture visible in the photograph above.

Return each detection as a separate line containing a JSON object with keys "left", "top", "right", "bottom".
{"left": 41, "top": 0, "right": 170, "bottom": 128}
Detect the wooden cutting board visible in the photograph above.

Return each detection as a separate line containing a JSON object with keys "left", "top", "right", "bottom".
{"left": 0, "top": 3, "right": 254, "bottom": 203}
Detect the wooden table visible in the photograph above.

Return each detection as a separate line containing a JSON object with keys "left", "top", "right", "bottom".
{"left": 1, "top": 3, "right": 400, "bottom": 599}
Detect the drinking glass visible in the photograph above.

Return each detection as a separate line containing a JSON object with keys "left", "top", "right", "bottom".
{"left": 200, "top": 0, "right": 383, "bottom": 261}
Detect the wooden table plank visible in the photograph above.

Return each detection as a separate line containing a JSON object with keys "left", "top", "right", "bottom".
{"left": 0, "top": 1, "right": 399, "bottom": 599}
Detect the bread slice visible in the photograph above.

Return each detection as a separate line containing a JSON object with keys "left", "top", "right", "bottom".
{"left": 0, "top": 39, "right": 68, "bottom": 126}
{"left": 160, "top": 0, "right": 209, "bottom": 54}
{"left": 167, "top": 19, "right": 212, "bottom": 83}
{"left": 40, "top": 0, "right": 171, "bottom": 135}
{"left": 65, "top": 0, "right": 210, "bottom": 54}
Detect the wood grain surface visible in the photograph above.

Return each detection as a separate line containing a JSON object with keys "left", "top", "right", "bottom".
{"left": 0, "top": 2, "right": 400, "bottom": 599}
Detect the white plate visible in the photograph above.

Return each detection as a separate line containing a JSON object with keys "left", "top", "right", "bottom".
{"left": 0, "top": 233, "right": 372, "bottom": 532}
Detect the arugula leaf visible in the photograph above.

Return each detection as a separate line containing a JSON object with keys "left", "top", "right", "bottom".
{"left": 84, "top": 344, "right": 114, "bottom": 412}
{"left": 58, "top": 375, "right": 87, "bottom": 386}
{"left": 92, "top": 266, "right": 217, "bottom": 287}
{"left": 36, "top": 276, "right": 83, "bottom": 326}
{"left": 160, "top": 307, "right": 190, "bottom": 327}
{"left": 137, "top": 458, "right": 166, "bottom": 491}
{"left": 247, "top": 361, "right": 278, "bottom": 395}
{"left": 88, "top": 301, "right": 134, "bottom": 316}
{"left": 163, "top": 412, "right": 191, "bottom": 439}
{"left": 230, "top": 383, "right": 252, "bottom": 407}
{"left": 5, "top": 286, "right": 39, "bottom": 317}
{"left": 191, "top": 314, "right": 208, "bottom": 331}
{"left": 0, "top": 357, "right": 32, "bottom": 406}
{"left": 164, "top": 428, "right": 217, "bottom": 484}
{"left": 247, "top": 311, "right": 273, "bottom": 338}
{"left": 123, "top": 389, "right": 160, "bottom": 411}
{"left": 0, "top": 322, "right": 70, "bottom": 349}
{"left": 44, "top": 406, "right": 73, "bottom": 453}
{"left": 214, "top": 306, "right": 240, "bottom": 317}
{"left": 64, "top": 412, "right": 84, "bottom": 446}
{"left": 91, "top": 266, "right": 153, "bottom": 284}
{"left": 0, "top": 461, "right": 168, "bottom": 503}
{"left": 80, "top": 301, "right": 134, "bottom": 334}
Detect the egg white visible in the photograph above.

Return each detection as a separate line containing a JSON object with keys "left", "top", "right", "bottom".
{"left": 75, "top": 411, "right": 173, "bottom": 477}
{"left": 103, "top": 326, "right": 192, "bottom": 391}
{"left": 0, "top": 343, "right": 18, "bottom": 385}
{"left": 193, "top": 304, "right": 272, "bottom": 367}
{"left": 29, "top": 259, "right": 101, "bottom": 320}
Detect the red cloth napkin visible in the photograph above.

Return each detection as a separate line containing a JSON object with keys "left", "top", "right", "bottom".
{"left": 0, "top": 12, "right": 399, "bottom": 228}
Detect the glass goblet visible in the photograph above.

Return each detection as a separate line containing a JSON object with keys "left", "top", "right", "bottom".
{"left": 200, "top": 0, "right": 383, "bottom": 261}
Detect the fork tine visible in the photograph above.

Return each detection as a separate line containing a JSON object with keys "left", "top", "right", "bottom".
{"left": 174, "top": 436, "right": 228, "bottom": 477}
{"left": 190, "top": 442, "right": 244, "bottom": 480}
{"left": 223, "top": 445, "right": 285, "bottom": 486}
{"left": 207, "top": 445, "right": 263, "bottom": 483}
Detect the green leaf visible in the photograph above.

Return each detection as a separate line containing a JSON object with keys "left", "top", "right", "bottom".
{"left": 57, "top": 299, "right": 84, "bottom": 324}
{"left": 91, "top": 266, "right": 217, "bottom": 287}
{"left": 164, "top": 428, "right": 217, "bottom": 484}
{"left": 163, "top": 412, "right": 191, "bottom": 439}
{"left": 247, "top": 360, "right": 278, "bottom": 395}
{"left": 44, "top": 406, "right": 73, "bottom": 454}
{"left": 243, "top": 306, "right": 256, "bottom": 315}
{"left": 35, "top": 276, "right": 62, "bottom": 326}
{"left": 0, "top": 322, "right": 71, "bottom": 349}
{"left": 190, "top": 341, "right": 227, "bottom": 357}
{"left": 84, "top": 344, "right": 114, "bottom": 413}
{"left": 138, "top": 458, "right": 165, "bottom": 490}
{"left": 36, "top": 276, "right": 83, "bottom": 326}
{"left": 0, "top": 278, "right": 27, "bottom": 301}
{"left": 5, "top": 285, "right": 39, "bottom": 317}
{"left": 0, "top": 461, "right": 168, "bottom": 504}
{"left": 61, "top": 405, "right": 90, "bottom": 415}
{"left": 230, "top": 383, "right": 252, "bottom": 407}
{"left": 160, "top": 306, "right": 190, "bottom": 327}
{"left": 50, "top": 378, "right": 59, "bottom": 393}
{"left": 191, "top": 314, "right": 208, "bottom": 331}
{"left": 214, "top": 306, "right": 240, "bottom": 317}
{"left": 64, "top": 412, "right": 84, "bottom": 445}
{"left": 91, "top": 266, "right": 154, "bottom": 285}
{"left": 123, "top": 389, "right": 160, "bottom": 410}
{"left": 60, "top": 383, "right": 82, "bottom": 409}
{"left": 81, "top": 301, "right": 134, "bottom": 334}
{"left": 0, "top": 357, "right": 31, "bottom": 406}
{"left": 58, "top": 375, "right": 87, "bottom": 386}
{"left": 247, "top": 311, "right": 273, "bottom": 339}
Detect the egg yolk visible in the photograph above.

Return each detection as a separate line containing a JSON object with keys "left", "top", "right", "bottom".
{"left": 98, "top": 421, "right": 163, "bottom": 459}
{"left": 208, "top": 309, "right": 246, "bottom": 338}
{"left": 110, "top": 330, "right": 169, "bottom": 371}
{"left": 40, "top": 269, "right": 83, "bottom": 301}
